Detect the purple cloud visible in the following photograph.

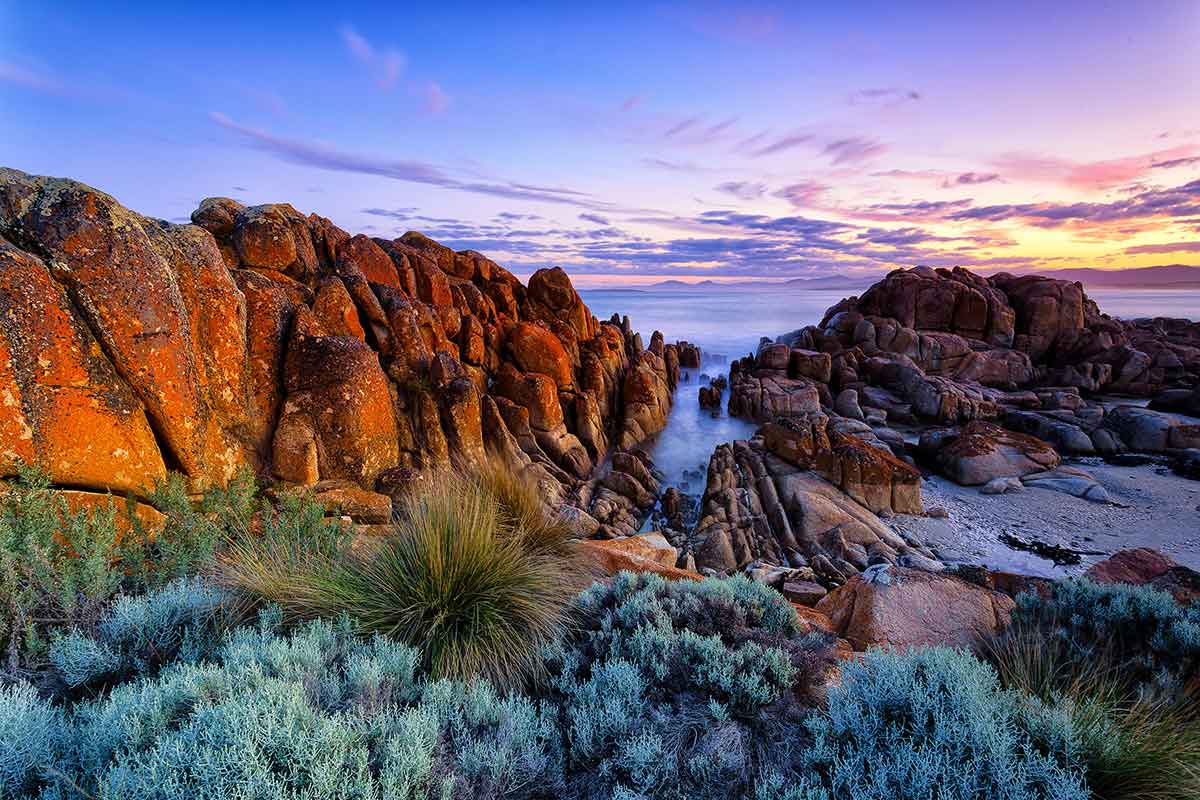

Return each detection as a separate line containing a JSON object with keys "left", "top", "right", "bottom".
{"left": 748, "top": 132, "right": 813, "bottom": 158}
{"left": 1123, "top": 240, "right": 1200, "bottom": 254}
{"left": 579, "top": 212, "right": 610, "bottom": 225}
{"left": 1153, "top": 156, "right": 1200, "bottom": 170}
{"left": 211, "top": 112, "right": 631, "bottom": 212}
{"left": 664, "top": 116, "right": 701, "bottom": 138}
{"left": 948, "top": 171, "right": 1001, "bottom": 186}
{"left": 947, "top": 178, "right": 1200, "bottom": 226}
{"left": 714, "top": 181, "right": 767, "bottom": 200}
{"left": 849, "top": 87, "right": 921, "bottom": 105}
{"left": 772, "top": 181, "right": 827, "bottom": 208}
{"left": 823, "top": 137, "right": 886, "bottom": 165}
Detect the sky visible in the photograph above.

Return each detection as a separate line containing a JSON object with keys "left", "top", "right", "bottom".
{"left": 2, "top": 1, "right": 1200, "bottom": 284}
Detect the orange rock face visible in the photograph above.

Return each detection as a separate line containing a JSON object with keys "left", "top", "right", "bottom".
{"left": 508, "top": 322, "right": 574, "bottom": 388}
{"left": 0, "top": 241, "right": 166, "bottom": 496}
{"left": 0, "top": 168, "right": 677, "bottom": 549}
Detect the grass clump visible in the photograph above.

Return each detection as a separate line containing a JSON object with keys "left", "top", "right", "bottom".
{"left": 216, "top": 461, "right": 594, "bottom": 685}
{"left": 985, "top": 579, "right": 1200, "bottom": 800}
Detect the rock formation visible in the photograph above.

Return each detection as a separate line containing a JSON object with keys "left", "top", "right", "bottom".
{"left": 0, "top": 169, "right": 678, "bottom": 536}
{"left": 683, "top": 263, "right": 1200, "bottom": 588}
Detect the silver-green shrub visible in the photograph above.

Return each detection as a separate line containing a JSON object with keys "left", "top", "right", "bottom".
{"left": 0, "top": 682, "right": 63, "bottom": 799}
{"left": 49, "top": 577, "right": 226, "bottom": 689}
{"left": 546, "top": 572, "right": 835, "bottom": 800}
{"left": 774, "top": 647, "right": 1090, "bottom": 800}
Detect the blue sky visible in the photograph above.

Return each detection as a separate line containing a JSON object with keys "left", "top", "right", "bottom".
{"left": 3, "top": 1, "right": 1200, "bottom": 282}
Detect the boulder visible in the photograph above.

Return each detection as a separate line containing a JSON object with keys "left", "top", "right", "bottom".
{"left": 1085, "top": 548, "right": 1199, "bottom": 605}
{"left": 816, "top": 564, "right": 1016, "bottom": 651}
{"left": 931, "top": 421, "right": 1060, "bottom": 485}
{"left": 579, "top": 537, "right": 702, "bottom": 582}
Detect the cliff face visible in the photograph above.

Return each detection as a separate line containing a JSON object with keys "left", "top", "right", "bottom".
{"left": 0, "top": 169, "right": 678, "bottom": 536}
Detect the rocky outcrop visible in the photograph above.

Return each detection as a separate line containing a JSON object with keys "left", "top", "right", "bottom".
{"left": 688, "top": 431, "right": 938, "bottom": 588}
{"left": 725, "top": 266, "right": 1200, "bottom": 505}
{"left": 0, "top": 169, "right": 678, "bottom": 532}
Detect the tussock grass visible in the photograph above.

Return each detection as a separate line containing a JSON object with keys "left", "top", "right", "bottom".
{"left": 985, "top": 622, "right": 1200, "bottom": 800}
{"left": 215, "top": 461, "right": 594, "bottom": 685}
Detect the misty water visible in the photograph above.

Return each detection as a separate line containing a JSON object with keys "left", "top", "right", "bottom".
{"left": 579, "top": 286, "right": 1200, "bottom": 497}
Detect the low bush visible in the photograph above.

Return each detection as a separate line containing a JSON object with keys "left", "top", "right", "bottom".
{"left": 545, "top": 572, "right": 837, "bottom": 800}
{"left": 48, "top": 577, "right": 228, "bottom": 692}
{"left": 216, "top": 463, "right": 592, "bottom": 685}
{"left": 0, "top": 466, "right": 184, "bottom": 678}
{"left": 769, "top": 647, "right": 1090, "bottom": 800}
{"left": 987, "top": 610, "right": 1200, "bottom": 800}
{"left": 11, "top": 612, "right": 566, "bottom": 800}
{"left": 0, "top": 681, "right": 64, "bottom": 798}
{"left": 1010, "top": 578, "right": 1200, "bottom": 691}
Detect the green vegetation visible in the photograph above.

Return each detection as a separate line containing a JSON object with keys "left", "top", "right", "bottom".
{"left": 0, "top": 467, "right": 216, "bottom": 680}
{"left": 216, "top": 464, "right": 593, "bottom": 685}
{"left": 3, "top": 464, "right": 1198, "bottom": 799}
{"left": 985, "top": 580, "right": 1200, "bottom": 800}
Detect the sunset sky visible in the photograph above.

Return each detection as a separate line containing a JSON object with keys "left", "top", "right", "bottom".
{"left": 3, "top": 1, "right": 1200, "bottom": 283}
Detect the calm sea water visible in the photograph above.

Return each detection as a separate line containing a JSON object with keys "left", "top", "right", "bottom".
{"left": 579, "top": 286, "right": 1200, "bottom": 492}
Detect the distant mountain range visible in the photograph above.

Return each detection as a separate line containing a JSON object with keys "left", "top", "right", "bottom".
{"left": 1008, "top": 264, "right": 1200, "bottom": 288}
{"left": 646, "top": 265, "right": 1200, "bottom": 291}
{"left": 649, "top": 274, "right": 875, "bottom": 291}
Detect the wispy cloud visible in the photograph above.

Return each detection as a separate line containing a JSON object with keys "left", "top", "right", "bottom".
{"left": 0, "top": 60, "right": 68, "bottom": 95}
{"left": 210, "top": 112, "right": 633, "bottom": 212}
{"left": 620, "top": 95, "right": 643, "bottom": 112}
{"left": 991, "top": 146, "right": 1200, "bottom": 190}
{"left": 664, "top": 116, "right": 701, "bottom": 138}
{"left": 579, "top": 212, "right": 610, "bottom": 225}
{"left": 1122, "top": 240, "right": 1200, "bottom": 254}
{"left": 714, "top": 181, "right": 767, "bottom": 200}
{"left": 422, "top": 81, "right": 450, "bottom": 114}
{"left": 849, "top": 87, "right": 921, "bottom": 105}
{"left": 1153, "top": 156, "right": 1200, "bottom": 170}
{"left": 339, "top": 25, "right": 405, "bottom": 90}
{"left": 947, "top": 171, "right": 1001, "bottom": 186}
{"left": 947, "top": 178, "right": 1200, "bottom": 227}
{"left": 747, "top": 132, "right": 812, "bottom": 158}
{"left": 823, "top": 137, "right": 886, "bottom": 164}
{"left": 772, "top": 181, "right": 827, "bottom": 208}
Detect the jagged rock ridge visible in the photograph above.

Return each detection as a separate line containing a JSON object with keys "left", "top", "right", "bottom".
{"left": 0, "top": 168, "right": 683, "bottom": 536}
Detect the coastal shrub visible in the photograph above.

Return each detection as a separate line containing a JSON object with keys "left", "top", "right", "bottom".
{"left": 48, "top": 577, "right": 228, "bottom": 691}
{"left": 987, "top": 621, "right": 1200, "bottom": 800}
{"left": 0, "top": 467, "right": 147, "bottom": 677}
{"left": 12, "top": 613, "right": 564, "bottom": 800}
{"left": 772, "top": 647, "right": 1090, "bottom": 800}
{"left": 1009, "top": 578, "right": 1200, "bottom": 691}
{"left": 0, "top": 681, "right": 63, "bottom": 798}
{"left": 546, "top": 572, "right": 836, "bottom": 799}
{"left": 216, "top": 462, "right": 591, "bottom": 685}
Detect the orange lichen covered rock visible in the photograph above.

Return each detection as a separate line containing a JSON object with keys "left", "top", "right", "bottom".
{"left": 0, "top": 240, "right": 165, "bottom": 495}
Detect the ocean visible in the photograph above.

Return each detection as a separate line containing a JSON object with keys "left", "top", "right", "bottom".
{"left": 578, "top": 286, "right": 1200, "bottom": 495}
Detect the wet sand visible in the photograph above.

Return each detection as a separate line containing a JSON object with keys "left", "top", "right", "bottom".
{"left": 890, "top": 460, "right": 1200, "bottom": 577}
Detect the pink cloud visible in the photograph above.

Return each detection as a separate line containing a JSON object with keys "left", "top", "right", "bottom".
{"left": 339, "top": 24, "right": 405, "bottom": 90}
{"left": 773, "top": 181, "right": 828, "bottom": 208}
{"left": 423, "top": 82, "right": 450, "bottom": 114}
{"left": 992, "top": 145, "right": 1200, "bottom": 191}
